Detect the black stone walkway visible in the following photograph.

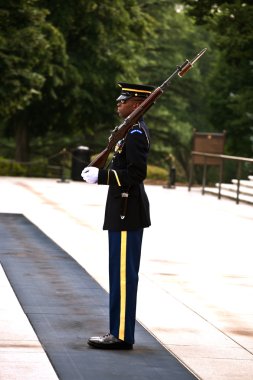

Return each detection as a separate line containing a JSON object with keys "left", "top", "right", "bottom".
{"left": 0, "top": 213, "right": 198, "bottom": 380}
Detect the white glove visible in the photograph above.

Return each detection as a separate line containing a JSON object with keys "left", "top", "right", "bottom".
{"left": 81, "top": 167, "right": 99, "bottom": 184}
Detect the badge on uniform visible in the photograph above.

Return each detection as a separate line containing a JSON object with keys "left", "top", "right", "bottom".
{"left": 114, "top": 138, "right": 125, "bottom": 154}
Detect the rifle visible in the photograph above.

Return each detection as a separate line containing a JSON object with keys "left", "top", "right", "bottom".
{"left": 88, "top": 48, "right": 207, "bottom": 169}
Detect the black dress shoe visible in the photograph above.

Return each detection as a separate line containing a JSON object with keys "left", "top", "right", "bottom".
{"left": 87, "top": 333, "right": 133, "bottom": 350}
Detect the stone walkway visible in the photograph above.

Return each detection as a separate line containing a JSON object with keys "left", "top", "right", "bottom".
{"left": 0, "top": 177, "right": 253, "bottom": 379}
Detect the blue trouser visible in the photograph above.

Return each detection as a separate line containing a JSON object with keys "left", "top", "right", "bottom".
{"left": 108, "top": 229, "right": 143, "bottom": 344}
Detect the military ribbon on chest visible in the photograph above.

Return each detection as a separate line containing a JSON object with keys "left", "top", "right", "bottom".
{"left": 114, "top": 138, "right": 125, "bottom": 154}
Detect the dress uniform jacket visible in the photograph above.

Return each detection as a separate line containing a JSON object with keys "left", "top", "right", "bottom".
{"left": 98, "top": 118, "right": 151, "bottom": 231}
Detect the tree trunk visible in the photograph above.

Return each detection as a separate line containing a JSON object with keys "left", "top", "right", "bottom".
{"left": 15, "top": 121, "right": 30, "bottom": 162}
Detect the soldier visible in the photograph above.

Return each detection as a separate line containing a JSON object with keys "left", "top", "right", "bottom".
{"left": 81, "top": 82, "right": 154, "bottom": 349}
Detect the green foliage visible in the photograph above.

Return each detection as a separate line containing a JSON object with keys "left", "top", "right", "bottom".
{"left": 1, "top": 0, "right": 160, "bottom": 161}
{"left": 147, "top": 164, "right": 167, "bottom": 181}
{"left": 0, "top": 1, "right": 68, "bottom": 119}
{"left": 1, "top": 0, "right": 252, "bottom": 177}
{"left": 37, "top": 0, "right": 157, "bottom": 134}
{"left": 182, "top": 0, "right": 253, "bottom": 157}
{"left": 0, "top": 157, "right": 26, "bottom": 176}
{"left": 132, "top": 1, "right": 211, "bottom": 174}
{"left": 0, "top": 0, "right": 78, "bottom": 160}
{"left": 0, "top": 156, "right": 63, "bottom": 177}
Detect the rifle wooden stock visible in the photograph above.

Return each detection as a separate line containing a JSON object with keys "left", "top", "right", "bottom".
{"left": 88, "top": 48, "right": 207, "bottom": 169}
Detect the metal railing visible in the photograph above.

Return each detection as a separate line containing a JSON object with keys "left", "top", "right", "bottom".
{"left": 188, "top": 152, "right": 253, "bottom": 204}
{"left": 0, "top": 147, "right": 90, "bottom": 182}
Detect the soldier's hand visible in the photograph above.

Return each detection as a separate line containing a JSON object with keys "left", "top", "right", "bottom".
{"left": 81, "top": 167, "right": 99, "bottom": 184}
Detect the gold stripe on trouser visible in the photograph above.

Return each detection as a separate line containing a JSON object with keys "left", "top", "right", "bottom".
{"left": 119, "top": 231, "right": 127, "bottom": 340}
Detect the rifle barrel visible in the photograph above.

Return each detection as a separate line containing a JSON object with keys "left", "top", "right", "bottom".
{"left": 88, "top": 48, "right": 207, "bottom": 169}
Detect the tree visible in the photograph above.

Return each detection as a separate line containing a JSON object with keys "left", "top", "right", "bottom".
{"left": 131, "top": 1, "right": 212, "bottom": 175}
{"left": 37, "top": 0, "right": 158, "bottom": 148}
{"left": 1, "top": 0, "right": 158, "bottom": 160}
{"left": 1, "top": 0, "right": 217, "bottom": 175}
{"left": 0, "top": 0, "right": 71, "bottom": 161}
{"left": 182, "top": 0, "right": 253, "bottom": 157}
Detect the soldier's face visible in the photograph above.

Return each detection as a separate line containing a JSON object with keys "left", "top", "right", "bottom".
{"left": 117, "top": 98, "right": 142, "bottom": 118}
